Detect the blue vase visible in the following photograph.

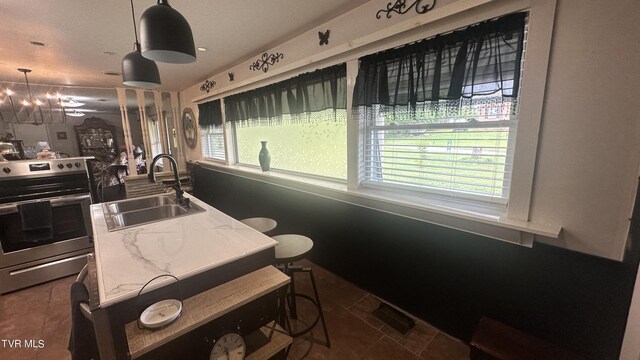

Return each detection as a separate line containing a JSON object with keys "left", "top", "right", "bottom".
{"left": 258, "top": 141, "right": 271, "bottom": 171}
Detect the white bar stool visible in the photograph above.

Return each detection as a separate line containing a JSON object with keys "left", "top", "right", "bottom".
{"left": 272, "top": 234, "right": 330, "bottom": 348}
{"left": 240, "top": 217, "right": 277, "bottom": 234}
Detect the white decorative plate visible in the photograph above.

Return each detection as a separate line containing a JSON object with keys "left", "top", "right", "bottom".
{"left": 139, "top": 299, "right": 182, "bottom": 329}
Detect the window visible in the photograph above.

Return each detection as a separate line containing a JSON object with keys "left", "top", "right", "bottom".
{"left": 147, "top": 115, "right": 163, "bottom": 158}
{"left": 225, "top": 64, "right": 347, "bottom": 179}
{"left": 234, "top": 110, "right": 347, "bottom": 178}
{"left": 361, "top": 98, "right": 517, "bottom": 203}
{"left": 354, "top": 13, "right": 526, "bottom": 203}
{"left": 198, "top": 99, "right": 225, "bottom": 161}
{"left": 201, "top": 124, "right": 226, "bottom": 160}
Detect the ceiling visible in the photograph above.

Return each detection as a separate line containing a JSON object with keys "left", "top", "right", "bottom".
{"left": 0, "top": 0, "right": 369, "bottom": 117}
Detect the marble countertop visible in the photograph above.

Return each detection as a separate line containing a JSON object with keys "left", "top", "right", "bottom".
{"left": 91, "top": 194, "right": 278, "bottom": 308}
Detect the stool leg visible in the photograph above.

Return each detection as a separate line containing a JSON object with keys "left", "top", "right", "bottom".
{"left": 308, "top": 268, "right": 330, "bottom": 348}
{"left": 278, "top": 285, "right": 289, "bottom": 332}
{"left": 288, "top": 264, "right": 298, "bottom": 319}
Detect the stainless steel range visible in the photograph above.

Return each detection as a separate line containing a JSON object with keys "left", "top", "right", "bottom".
{"left": 0, "top": 157, "right": 94, "bottom": 293}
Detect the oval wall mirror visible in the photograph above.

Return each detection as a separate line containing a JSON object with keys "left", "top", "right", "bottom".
{"left": 182, "top": 108, "right": 197, "bottom": 149}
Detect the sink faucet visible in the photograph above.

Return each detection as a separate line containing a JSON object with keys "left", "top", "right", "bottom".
{"left": 148, "top": 154, "right": 190, "bottom": 207}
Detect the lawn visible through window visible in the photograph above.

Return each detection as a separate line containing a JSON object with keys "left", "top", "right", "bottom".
{"left": 235, "top": 109, "right": 347, "bottom": 179}
{"left": 364, "top": 98, "right": 516, "bottom": 201}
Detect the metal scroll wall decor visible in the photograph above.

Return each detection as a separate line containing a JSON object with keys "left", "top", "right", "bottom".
{"left": 318, "top": 29, "right": 330, "bottom": 46}
{"left": 376, "top": 0, "right": 437, "bottom": 19}
{"left": 249, "top": 52, "right": 284, "bottom": 73}
{"left": 200, "top": 80, "right": 216, "bottom": 93}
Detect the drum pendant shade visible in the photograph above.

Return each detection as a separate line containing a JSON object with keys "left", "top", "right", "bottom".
{"left": 140, "top": 0, "right": 196, "bottom": 64}
{"left": 122, "top": 45, "right": 161, "bottom": 89}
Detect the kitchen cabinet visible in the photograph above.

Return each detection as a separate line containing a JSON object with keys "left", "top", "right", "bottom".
{"left": 74, "top": 117, "right": 117, "bottom": 162}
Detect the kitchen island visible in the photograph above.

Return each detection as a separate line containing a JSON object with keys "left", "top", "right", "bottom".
{"left": 88, "top": 193, "right": 287, "bottom": 359}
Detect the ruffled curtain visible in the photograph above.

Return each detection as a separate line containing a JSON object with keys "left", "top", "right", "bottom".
{"left": 352, "top": 12, "right": 526, "bottom": 109}
{"left": 198, "top": 99, "right": 222, "bottom": 128}
{"left": 224, "top": 63, "right": 347, "bottom": 123}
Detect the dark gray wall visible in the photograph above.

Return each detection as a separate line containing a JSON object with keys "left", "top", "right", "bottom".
{"left": 193, "top": 165, "right": 639, "bottom": 360}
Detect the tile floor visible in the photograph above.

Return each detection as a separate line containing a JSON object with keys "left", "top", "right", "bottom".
{"left": 0, "top": 260, "right": 470, "bottom": 360}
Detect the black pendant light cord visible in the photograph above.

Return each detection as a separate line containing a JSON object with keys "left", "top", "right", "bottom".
{"left": 21, "top": 70, "right": 34, "bottom": 102}
{"left": 130, "top": 0, "right": 140, "bottom": 51}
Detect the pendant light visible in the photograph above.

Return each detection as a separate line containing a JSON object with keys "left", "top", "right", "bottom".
{"left": 139, "top": 0, "right": 196, "bottom": 64}
{"left": 122, "top": 0, "right": 161, "bottom": 88}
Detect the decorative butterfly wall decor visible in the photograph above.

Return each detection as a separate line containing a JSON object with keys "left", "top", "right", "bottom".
{"left": 318, "top": 29, "right": 330, "bottom": 46}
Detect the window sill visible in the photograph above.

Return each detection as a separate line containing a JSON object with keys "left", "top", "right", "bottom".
{"left": 196, "top": 161, "right": 561, "bottom": 247}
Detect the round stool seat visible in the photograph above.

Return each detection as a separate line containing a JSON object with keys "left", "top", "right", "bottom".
{"left": 272, "top": 234, "right": 313, "bottom": 263}
{"left": 240, "top": 217, "right": 277, "bottom": 234}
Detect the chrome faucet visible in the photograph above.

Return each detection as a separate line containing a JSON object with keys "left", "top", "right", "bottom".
{"left": 148, "top": 154, "right": 190, "bottom": 207}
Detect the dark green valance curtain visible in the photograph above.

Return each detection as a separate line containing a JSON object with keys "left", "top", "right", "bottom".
{"left": 198, "top": 99, "right": 223, "bottom": 128}
{"left": 224, "top": 63, "right": 347, "bottom": 123}
{"left": 352, "top": 12, "right": 526, "bottom": 108}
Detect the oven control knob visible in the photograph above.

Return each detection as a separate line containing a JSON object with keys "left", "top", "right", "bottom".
{"left": 74, "top": 162, "right": 81, "bottom": 168}
{"left": 57, "top": 163, "right": 65, "bottom": 169}
{"left": 2, "top": 167, "right": 10, "bottom": 174}
{"left": 66, "top": 163, "right": 73, "bottom": 168}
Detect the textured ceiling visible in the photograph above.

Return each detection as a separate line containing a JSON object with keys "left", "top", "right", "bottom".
{"left": 0, "top": 0, "right": 369, "bottom": 110}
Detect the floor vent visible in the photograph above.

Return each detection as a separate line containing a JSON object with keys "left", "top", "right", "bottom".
{"left": 372, "top": 302, "right": 415, "bottom": 334}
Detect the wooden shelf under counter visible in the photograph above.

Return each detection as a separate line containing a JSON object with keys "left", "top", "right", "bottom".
{"left": 245, "top": 322, "right": 292, "bottom": 360}
{"left": 125, "top": 265, "right": 290, "bottom": 359}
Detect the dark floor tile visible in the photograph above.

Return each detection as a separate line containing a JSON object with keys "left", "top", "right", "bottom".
{"left": 295, "top": 259, "right": 368, "bottom": 310}
{"left": 0, "top": 277, "right": 75, "bottom": 360}
{"left": 285, "top": 292, "right": 329, "bottom": 339}
{"left": 350, "top": 295, "right": 431, "bottom": 348}
{"left": 287, "top": 304, "right": 383, "bottom": 359}
{"left": 48, "top": 276, "right": 75, "bottom": 307}
{"left": 0, "top": 347, "right": 38, "bottom": 360}
{"left": 0, "top": 283, "right": 51, "bottom": 341}
{"left": 348, "top": 294, "right": 386, "bottom": 330}
{"left": 399, "top": 320, "right": 439, "bottom": 355}
{"left": 1, "top": 281, "right": 52, "bottom": 319}
{"left": 39, "top": 311, "right": 71, "bottom": 359}
{"left": 420, "top": 332, "right": 470, "bottom": 360}
{"left": 362, "top": 335, "right": 423, "bottom": 360}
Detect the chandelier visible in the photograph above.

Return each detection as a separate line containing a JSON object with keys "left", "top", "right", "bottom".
{"left": 0, "top": 68, "right": 75, "bottom": 125}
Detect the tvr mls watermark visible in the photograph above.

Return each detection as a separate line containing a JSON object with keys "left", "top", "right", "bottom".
{"left": 2, "top": 339, "right": 45, "bottom": 349}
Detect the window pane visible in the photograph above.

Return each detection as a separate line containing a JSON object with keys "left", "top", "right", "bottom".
{"left": 235, "top": 109, "right": 347, "bottom": 179}
{"left": 147, "top": 117, "right": 163, "bottom": 158}
{"left": 362, "top": 97, "right": 517, "bottom": 202}
{"left": 201, "top": 125, "right": 225, "bottom": 160}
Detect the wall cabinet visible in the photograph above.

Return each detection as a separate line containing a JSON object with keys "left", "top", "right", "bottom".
{"left": 74, "top": 117, "right": 117, "bottom": 162}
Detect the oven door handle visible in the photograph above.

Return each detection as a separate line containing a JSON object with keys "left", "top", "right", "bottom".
{"left": 0, "top": 194, "right": 91, "bottom": 214}
{"left": 49, "top": 194, "right": 92, "bottom": 206}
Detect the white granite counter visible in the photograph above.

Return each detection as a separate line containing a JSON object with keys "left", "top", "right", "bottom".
{"left": 91, "top": 194, "right": 278, "bottom": 308}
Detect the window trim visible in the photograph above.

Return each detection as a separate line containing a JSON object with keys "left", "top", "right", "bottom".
{"left": 503, "top": 0, "right": 557, "bottom": 222}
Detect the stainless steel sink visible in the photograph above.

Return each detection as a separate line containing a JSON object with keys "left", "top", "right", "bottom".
{"left": 102, "top": 195, "right": 206, "bottom": 232}
{"left": 105, "top": 195, "right": 176, "bottom": 214}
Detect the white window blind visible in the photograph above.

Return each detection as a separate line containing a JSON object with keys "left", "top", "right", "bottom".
{"left": 201, "top": 125, "right": 225, "bottom": 161}
{"left": 362, "top": 96, "right": 518, "bottom": 203}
